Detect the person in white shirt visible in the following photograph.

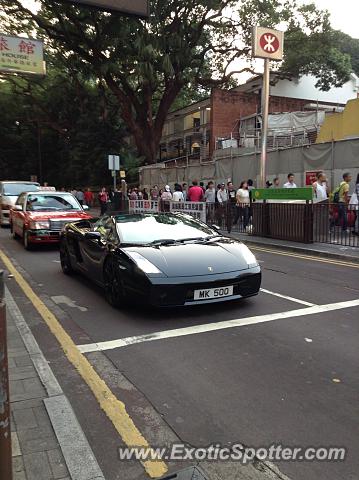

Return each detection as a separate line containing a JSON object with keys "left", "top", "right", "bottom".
{"left": 217, "top": 183, "right": 228, "bottom": 203}
{"left": 234, "top": 181, "right": 250, "bottom": 229}
{"left": 205, "top": 181, "right": 216, "bottom": 222}
{"left": 312, "top": 172, "right": 328, "bottom": 203}
{"left": 283, "top": 173, "right": 297, "bottom": 188}
{"left": 172, "top": 184, "right": 184, "bottom": 202}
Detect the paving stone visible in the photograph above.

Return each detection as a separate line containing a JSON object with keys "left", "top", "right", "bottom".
{"left": 12, "top": 432, "right": 22, "bottom": 457}
{"left": 8, "top": 347, "right": 28, "bottom": 357}
{"left": 15, "top": 355, "right": 33, "bottom": 367}
{"left": 10, "top": 365, "right": 38, "bottom": 381}
{"left": 13, "top": 470, "right": 27, "bottom": 480}
{"left": 11, "top": 379, "right": 25, "bottom": 396}
{"left": 8, "top": 357, "right": 17, "bottom": 368}
{"left": 47, "top": 448, "right": 69, "bottom": 479}
{"left": 13, "top": 408, "right": 38, "bottom": 430}
{"left": 12, "top": 455, "right": 25, "bottom": 472}
{"left": 33, "top": 404, "right": 52, "bottom": 429}
{"left": 23, "top": 451, "right": 53, "bottom": 480}
{"left": 11, "top": 398, "right": 44, "bottom": 411}
{"left": 17, "top": 427, "right": 59, "bottom": 454}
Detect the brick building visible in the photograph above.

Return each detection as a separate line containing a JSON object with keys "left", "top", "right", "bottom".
{"left": 158, "top": 73, "right": 359, "bottom": 164}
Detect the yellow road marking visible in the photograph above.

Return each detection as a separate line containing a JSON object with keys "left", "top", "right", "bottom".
{"left": 0, "top": 249, "right": 168, "bottom": 478}
{"left": 250, "top": 246, "right": 359, "bottom": 268}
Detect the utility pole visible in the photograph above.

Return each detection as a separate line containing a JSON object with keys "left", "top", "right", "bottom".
{"left": 260, "top": 59, "right": 270, "bottom": 188}
{"left": 252, "top": 27, "right": 284, "bottom": 188}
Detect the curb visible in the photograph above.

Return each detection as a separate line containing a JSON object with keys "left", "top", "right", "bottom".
{"left": 238, "top": 238, "right": 359, "bottom": 264}
{"left": 6, "top": 287, "right": 105, "bottom": 480}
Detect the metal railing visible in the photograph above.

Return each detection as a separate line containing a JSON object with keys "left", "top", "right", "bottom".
{"left": 111, "top": 200, "right": 358, "bottom": 247}
{"left": 215, "top": 125, "right": 319, "bottom": 151}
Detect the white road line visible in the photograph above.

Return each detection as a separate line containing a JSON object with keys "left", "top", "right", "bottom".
{"left": 77, "top": 298, "right": 359, "bottom": 354}
{"left": 260, "top": 288, "right": 315, "bottom": 306}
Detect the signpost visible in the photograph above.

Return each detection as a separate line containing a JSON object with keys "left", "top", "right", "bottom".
{"left": 108, "top": 155, "right": 120, "bottom": 191}
{"left": 252, "top": 187, "right": 313, "bottom": 201}
{"left": 0, "top": 34, "right": 45, "bottom": 76}
{"left": 252, "top": 27, "right": 284, "bottom": 188}
{"left": 64, "top": 0, "right": 149, "bottom": 17}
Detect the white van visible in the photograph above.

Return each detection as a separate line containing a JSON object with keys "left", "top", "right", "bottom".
{"left": 0, "top": 181, "right": 40, "bottom": 226}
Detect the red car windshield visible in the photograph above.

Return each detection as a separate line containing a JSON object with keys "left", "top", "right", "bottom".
{"left": 26, "top": 194, "right": 82, "bottom": 212}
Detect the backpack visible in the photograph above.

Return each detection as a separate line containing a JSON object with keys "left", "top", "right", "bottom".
{"left": 332, "top": 182, "right": 344, "bottom": 203}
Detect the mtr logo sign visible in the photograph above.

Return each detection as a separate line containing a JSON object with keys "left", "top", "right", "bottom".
{"left": 252, "top": 27, "right": 284, "bottom": 61}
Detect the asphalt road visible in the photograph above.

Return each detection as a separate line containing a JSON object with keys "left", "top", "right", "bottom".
{"left": 1, "top": 226, "right": 359, "bottom": 480}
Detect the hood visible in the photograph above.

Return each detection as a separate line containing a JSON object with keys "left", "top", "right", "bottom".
{"left": 124, "top": 238, "right": 252, "bottom": 277}
{"left": 27, "top": 211, "right": 91, "bottom": 221}
{"left": 1, "top": 196, "right": 18, "bottom": 206}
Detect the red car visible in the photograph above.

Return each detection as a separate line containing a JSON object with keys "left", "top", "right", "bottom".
{"left": 10, "top": 190, "right": 92, "bottom": 250}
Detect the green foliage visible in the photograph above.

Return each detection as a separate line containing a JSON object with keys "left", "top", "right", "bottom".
{"left": 0, "top": 58, "right": 127, "bottom": 187}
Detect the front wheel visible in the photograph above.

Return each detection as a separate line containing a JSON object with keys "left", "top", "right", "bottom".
{"left": 60, "top": 242, "right": 74, "bottom": 275}
{"left": 23, "top": 230, "right": 33, "bottom": 250}
{"left": 103, "top": 258, "right": 126, "bottom": 308}
{"left": 10, "top": 223, "right": 19, "bottom": 239}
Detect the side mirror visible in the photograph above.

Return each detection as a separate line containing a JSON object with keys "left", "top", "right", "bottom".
{"left": 83, "top": 204, "right": 89, "bottom": 211}
{"left": 84, "top": 231, "right": 101, "bottom": 241}
{"left": 211, "top": 224, "right": 221, "bottom": 232}
{"left": 14, "top": 205, "right": 23, "bottom": 211}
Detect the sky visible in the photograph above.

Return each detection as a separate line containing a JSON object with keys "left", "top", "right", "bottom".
{"left": 21, "top": 0, "right": 359, "bottom": 39}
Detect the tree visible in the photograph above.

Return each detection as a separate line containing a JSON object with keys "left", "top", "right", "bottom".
{"left": 0, "top": 56, "right": 127, "bottom": 186}
{"left": 333, "top": 30, "right": 359, "bottom": 77}
{"left": 1, "top": 0, "right": 352, "bottom": 165}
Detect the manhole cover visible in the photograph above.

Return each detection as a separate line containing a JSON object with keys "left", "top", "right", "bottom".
{"left": 160, "top": 466, "right": 209, "bottom": 480}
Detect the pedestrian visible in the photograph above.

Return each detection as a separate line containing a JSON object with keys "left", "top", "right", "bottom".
{"left": 182, "top": 183, "right": 188, "bottom": 201}
{"left": 312, "top": 172, "right": 328, "bottom": 203}
{"left": 84, "top": 187, "right": 94, "bottom": 207}
{"left": 130, "top": 188, "right": 138, "bottom": 200}
{"left": 187, "top": 180, "right": 204, "bottom": 202}
{"left": 70, "top": 187, "right": 77, "bottom": 197}
{"left": 172, "top": 184, "right": 184, "bottom": 202}
{"left": 272, "top": 177, "right": 280, "bottom": 188}
{"left": 234, "top": 181, "right": 250, "bottom": 230}
{"left": 204, "top": 181, "right": 216, "bottom": 223}
{"left": 142, "top": 188, "right": 149, "bottom": 200}
{"left": 76, "top": 188, "right": 85, "bottom": 206}
{"left": 98, "top": 187, "right": 108, "bottom": 215}
{"left": 137, "top": 188, "right": 143, "bottom": 200}
{"left": 283, "top": 173, "right": 297, "bottom": 188}
{"left": 151, "top": 185, "right": 159, "bottom": 200}
{"left": 200, "top": 181, "right": 206, "bottom": 194}
{"left": 227, "top": 181, "right": 237, "bottom": 204}
{"left": 351, "top": 173, "right": 359, "bottom": 235}
{"left": 332, "top": 172, "right": 352, "bottom": 233}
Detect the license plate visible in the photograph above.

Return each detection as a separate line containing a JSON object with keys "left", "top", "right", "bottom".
{"left": 194, "top": 285, "right": 234, "bottom": 301}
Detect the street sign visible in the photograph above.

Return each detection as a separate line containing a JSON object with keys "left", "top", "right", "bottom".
{"left": 108, "top": 155, "right": 120, "bottom": 171}
{"left": 252, "top": 27, "right": 284, "bottom": 61}
{"left": 252, "top": 187, "right": 313, "bottom": 201}
{"left": 63, "top": 0, "right": 149, "bottom": 17}
{"left": 0, "top": 34, "right": 46, "bottom": 76}
{"left": 120, "top": 170, "right": 126, "bottom": 179}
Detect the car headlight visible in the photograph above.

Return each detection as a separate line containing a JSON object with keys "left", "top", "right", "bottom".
{"left": 241, "top": 244, "right": 258, "bottom": 268}
{"left": 126, "top": 251, "right": 162, "bottom": 274}
{"left": 29, "top": 220, "right": 50, "bottom": 230}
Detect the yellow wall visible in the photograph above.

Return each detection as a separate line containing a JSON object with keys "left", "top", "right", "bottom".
{"left": 317, "top": 98, "right": 359, "bottom": 143}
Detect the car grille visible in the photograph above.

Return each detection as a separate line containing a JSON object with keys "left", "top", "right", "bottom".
{"left": 49, "top": 219, "right": 78, "bottom": 231}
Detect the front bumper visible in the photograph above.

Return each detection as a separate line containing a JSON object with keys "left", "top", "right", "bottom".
{"left": 1, "top": 210, "right": 10, "bottom": 225}
{"left": 27, "top": 230, "right": 61, "bottom": 244}
{"left": 130, "top": 267, "right": 261, "bottom": 307}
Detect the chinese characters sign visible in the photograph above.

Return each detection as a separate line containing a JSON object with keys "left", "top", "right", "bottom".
{"left": 253, "top": 188, "right": 313, "bottom": 201}
{"left": 0, "top": 34, "right": 45, "bottom": 76}
{"left": 64, "top": 0, "right": 148, "bottom": 17}
{"left": 252, "top": 27, "right": 284, "bottom": 61}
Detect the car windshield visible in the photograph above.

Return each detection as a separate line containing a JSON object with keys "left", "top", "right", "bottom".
{"left": 3, "top": 183, "right": 39, "bottom": 196}
{"left": 26, "top": 194, "right": 82, "bottom": 212}
{"left": 115, "top": 214, "right": 214, "bottom": 244}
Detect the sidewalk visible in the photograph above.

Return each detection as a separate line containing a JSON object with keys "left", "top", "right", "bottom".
{"left": 6, "top": 288, "right": 104, "bottom": 480}
{"left": 229, "top": 232, "right": 359, "bottom": 263}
